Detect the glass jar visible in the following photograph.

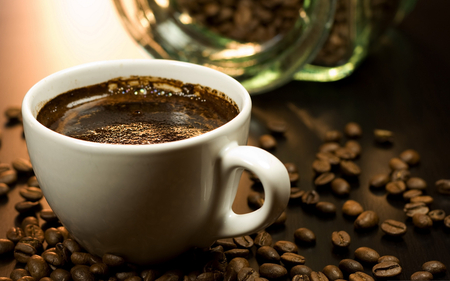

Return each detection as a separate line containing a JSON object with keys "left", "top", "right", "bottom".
{"left": 113, "top": 0, "right": 336, "bottom": 94}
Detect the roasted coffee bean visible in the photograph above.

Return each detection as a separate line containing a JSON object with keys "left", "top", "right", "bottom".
{"left": 354, "top": 247, "right": 379, "bottom": 264}
{"left": 19, "top": 187, "right": 43, "bottom": 202}
{"left": 378, "top": 255, "right": 400, "bottom": 264}
{"left": 410, "top": 271, "right": 433, "bottom": 281}
{"left": 290, "top": 265, "right": 313, "bottom": 278}
{"left": 90, "top": 263, "right": 110, "bottom": 277}
{"left": 197, "top": 272, "right": 224, "bottom": 281}
{"left": 12, "top": 158, "right": 33, "bottom": 174}
{"left": 312, "top": 159, "right": 331, "bottom": 174}
{"left": 259, "top": 135, "right": 277, "bottom": 150}
{"left": 71, "top": 265, "right": 95, "bottom": 281}
{"left": 399, "top": 149, "right": 420, "bottom": 166}
{"left": 284, "top": 163, "right": 298, "bottom": 174}
{"left": 280, "top": 253, "right": 305, "bottom": 267}
{"left": 19, "top": 237, "right": 43, "bottom": 253}
{"left": 290, "top": 188, "right": 305, "bottom": 200}
{"left": 21, "top": 216, "right": 39, "bottom": 230}
{"left": 55, "top": 242, "right": 73, "bottom": 264}
{"left": 354, "top": 211, "right": 379, "bottom": 229}
{"left": 267, "top": 120, "right": 287, "bottom": 134}
{"left": 301, "top": 191, "right": 320, "bottom": 206}
{"left": 373, "top": 129, "right": 393, "bottom": 143}
{"left": 27, "top": 176, "right": 39, "bottom": 188}
{"left": 314, "top": 173, "right": 335, "bottom": 186}
{"left": 254, "top": 231, "right": 272, "bottom": 247}
{"left": 72, "top": 252, "right": 96, "bottom": 265}
{"left": 44, "top": 227, "right": 64, "bottom": 247}
{"left": 5, "top": 106, "right": 22, "bottom": 121}
{"left": 14, "top": 242, "right": 37, "bottom": 263}
{"left": 40, "top": 209, "right": 58, "bottom": 223}
{"left": 273, "top": 240, "right": 297, "bottom": 254}
{"left": 292, "top": 275, "right": 310, "bottom": 281}
{"left": 428, "top": 209, "right": 446, "bottom": 222}
{"left": 248, "top": 192, "right": 264, "bottom": 209}
{"left": 406, "top": 177, "right": 427, "bottom": 190}
{"left": 234, "top": 236, "right": 254, "bottom": 248}
{"left": 331, "top": 178, "right": 350, "bottom": 196}
{"left": 141, "top": 269, "right": 161, "bottom": 281}
{"left": 0, "top": 238, "right": 14, "bottom": 254}
{"left": 436, "top": 179, "right": 450, "bottom": 195}
{"left": 322, "top": 265, "right": 343, "bottom": 281}
{"left": 63, "top": 238, "right": 82, "bottom": 253}
{"left": 24, "top": 224, "right": 45, "bottom": 243}
{"left": 344, "top": 140, "right": 361, "bottom": 157}
{"left": 310, "top": 271, "right": 328, "bottom": 281}
{"left": 344, "top": 122, "right": 362, "bottom": 138}
{"left": 339, "top": 259, "right": 364, "bottom": 274}
{"left": 6, "top": 226, "right": 24, "bottom": 243}
{"left": 225, "top": 249, "right": 250, "bottom": 259}
{"left": 0, "top": 169, "right": 18, "bottom": 185}
{"left": 410, "top": 195, "right": 433, "bottom": 205}
{"left": 42, "top": 248, "right": 65, "bottom": 267}
{"left": 324, "top": 130, "right": 342, "bottom": 142}
{"left": 334, "top": 147, "right": 356, "bottom": 160}
{"left": 316, "top": 202, "right": 336, "bottom": 215}
{"left": 444, "top": 215, "right": 450, "bottom": 228}
{"left": 289, "top": 172, "right": 300, "bottom": 184}
{"left": 116, "top": 270, "right": 139, "bottom": 280}
{"left": 225, "top": 258, "right": 249, "bottom": 281}
{"left": 17, "top": 277, "right": 34, "bottom": 281}
{"left": 340, "top": 161, "right": 360, "bottom": 177}
{"left": 10, "top": 268, "right": 30, "bottom": 281}
{"left": 403, "top": 189, "right": 422, "bottom": 201}
{"left": 391, "top": 169, "right": 410, "bottom": 182}
{"left": 380, "top": 219, "right": 407, "bottom": 237}
{"left": 0, "top": 163, "right": 11, "bottom": 173}
{"left": 15, "top": 201, "right": 40, "bottom": 213}
{"left": 0, "top": 279, "right": 12, "bottom": 281}
{"left": 154, "top": 270, "right": 182, "bottom": 281}
{"left": 348, "top": 272, "right": 373, "bottom": 281}
{"left": 412, "top": 213, "right": 433, "bottom": 229}
{"left": 422, "top": 260, "right": 447, "bottom": 275}
{"left": 27, "top": 255, "right": 50, "bottom": 280}
{"left": 342, "top": 200, "right": 363, "bottom": 217}
{"left": 259, "top": 264, "right": 287, "bottom": 279}
{"left": 0, "top": 182, "right": 9, "bottom": 196}
{"left": 385, "top": 181, "right": 406, "bottom": 195}
{"left": 368, "top": 173, "right": 390, "bottom": 188}
{"left": 316, "top": 152, "right": 340, "bottom": 166}
{"left": 103, "top": 253, "right": 126, "bottom": 267}
{"left": 404, "top": 202, "right": 429, "bottom": 217}
{"left": 273, "top": 211, "right": 287, "bottom": 226}
{"left": 388, "top": 158, "right": 408, "bottom": 170}
{"left": 372, "top": 262, "right": 401, "bottom": 278}
{"left": 294, "top": 228, "right": 316, "bottom": 244}
{"left": 331, "top": 231, "right": 350, "bottom": 248}
{"left": 319, "top": 142, "right": 340, "bottom": 153}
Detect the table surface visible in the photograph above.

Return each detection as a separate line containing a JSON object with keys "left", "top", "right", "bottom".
{"left": 1, "top": 0, "right": 450, "bottom": 279}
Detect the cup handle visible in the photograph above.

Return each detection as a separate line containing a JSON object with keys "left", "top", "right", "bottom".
{"left": 210, "top": 144, "right": 291, "bottom": 239}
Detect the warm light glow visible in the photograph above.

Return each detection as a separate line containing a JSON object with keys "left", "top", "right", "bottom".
{"left": 209, "top": 43, "right": 261, "bottom": 60}
{"left": 155, "top": 0, "right": 169, "bottom": 8}
{"left": 179, "top": 12, "right": 193, "bottom": 25}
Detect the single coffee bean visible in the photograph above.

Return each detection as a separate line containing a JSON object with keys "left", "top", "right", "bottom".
{"left": 331, "top": 178, "right": 350, "bottom": 196}
{"left": 0, "top": 169, "right": 18, "bottom": 185}
{"left": 290, "top": 265, "right": 313, "bottom": 278}
{"left": 342, "top": 200, "right": 363, "bottom": 217}
{"left": 0, "top": 163, "right": 11, "bottom": 174}
{"left": 0, "top": 238, "right": 14, "bottom": 255}
{"left": 0, "top": 182, "right": 9, "bottom": 196}
{"left": 12, "top": 158, "right": 33, "bottom": 174}
{"left": 316, "top": 152, "right": 340, "bottom": 166}
{"left": 224, "top": 258, "right": 249, "bottom": 281}
{"left": 289, "top": 172, "right": 300, "bottom": 184}
{"left": 354, "top": 247, "right": 379, "bottom": 264}
{"left": 259, "top": 263, "right": 287, "bottom": 279}
{"left": 71, "top": 252, "right": 96, "bottom": 265}
{"left": 294, "top": 228, "right": 316, "bottom": 245}
{"left": 14, "top": 242, "right": 37, "bottom": 263}
{"left": 378, "top": 255, "right": 400, "bottom": 264}
{"left": 312, "top": 159, "right": 331, "bottom": 174}
{"left": 319, "top": 142, "right": 340, "bottom": 153}
{"left": 391, "top": 169, "right": 410, "bottom": 182}
{"left": 410, "top": 271, "right": 433, "bottom": 281}
{"left": 372, "top": 262, "right": 402, "bottom": 278}
{"left": 412, "top": 213, "right": 433, "bottom": 229}
{"left": 338, "top": 259, "right": 364, "bottom": 274}
{"left": 42, "top": 248, "right": 65, "bottom": 267}
{"left": 24, "top": 224, "right": 45, "bottom": 243}
{"left": 404, "top": 202, "right": 429, "bottom": 217}
{"left": 259, "top": 134, "right": 277, "bottom": 150}
{"left": 44, "top": 228, "right": 64, "bottom": 247}
{"left": 290, "top": 188, "right": 305, "bottom": 200}
{"left": 284, "top": 163, "right": 298, "bottom": 174}
{"left": 40, "top": 209, "right": 58, "bottom": 223}
{"left": 331, "top": 231, "right": 350, "bottom": 248}
{"left": 368, "top": 173, "right": 390, "bottom": 188}
{"left": 15, "top": 201, "right": 40, "bottom": 213}
{"left": 248, "top": 192, "right": 264, "bottom": 209}
{"left": 254, "top": 231, "right": 272, "bottom": 248}
{"left": 373, "top": 129, "right": 393, "bottom": 143}
{"left": 16, "top": 277, "right": 34, "bottom": 281}
{"left": 428, "top": 209, "right": 446, "bottom": 222}
{"left": 354, "top": 211, "right": 379, "bottom": 229}
{"left": 444, "top": 215, "right": 450, "bottom": 228}
{"left": 71, "top": 265, "right": 95, "bottom": 281}
{"left": 280, "top": 253, "right": 306, "bottom": 267}
{"left": 406, "top": 177, "right": 427, "bottom": 190}
{"left": 27, "top": 255, "right": 50, "bottom": 280}
{"left": 410, "top": 195, "right": 433, "bottom": 205}
{"left": 403, "top": 189, "right": 422, "bottom": 201}
{"left": 6, "top": 227, "right": 24, "bottom": 243}
{"left": 5, "top": 106, "right": 22, "bottom": 121}
{"left": 197, "top": 272, "right": 224, "bottom": 281}
{"left": 102, "top": 253, "right": 126, "bottom": 267}
{"left": 292, "top": 275, "right": 310, "bottom": 281}
{"left": 422, "top": 261, "right": 447, "bottom": 275}
{"left": 19, "top": 187, "right": 43, "bottom": 202}
{"left": 322, "top": 265, "right": 343, "bottom": 281}
{"left": 380, "top": 219, "right": 407, "bottom": 237}
{"left": 155, "top": 270, "right": 183, "bottom": 281}
{"left": 215, "top": 238, "right": 238, "bottom": 251}
{"left": 310, "top": 271, "right": 328, "bottom": 281}
{"left": 19, "top": 237, "right": 43, "bottom": 253}
{"left": 266, "top": 120, "right": 287, "bottom": 134}
{"left": 49, "top": 268, "right": 72, "bottom": 281}
{"left": 316, "top": 202, "right": 336, "bottom": 215}
{"left": 234, "top": 236, "right": 254, "bottom": 248}
{"left": 314, "top": 173, "right": 335, "bottom": 186}
{"left": 27, "top": 176, "right": 39, "bottom": 188}
{"left": 340, "top": 161, "right": 360, "bottom": 177}
{"left": 348, "top": 272, "right": 373, "bottom": 281}
{"left": 385, "top": 181, "right": 406, "bottom": 196}
{"left": 344, "top": 122, "right": 362, "bottom": 138}
{"left": 344, "top": 140, "right": 361, "bottom": 157}
{"left": 63, "top": 238, "right": 82, "bottom": 253}
{"left": 21, "top": 216, "right": 39, "bottom": 230}
{"left": 399, "top": 149, "right": 420, "bottom": 166}
{"left": 334, "top": 147, "right": 356, "bottom": 160}
{"left": 225, "top": 249, "right": 250, "bottom": 259}
{"left": 324, "top": 130, "right": 342, "bottom": 143}
{"left": 273, "top": 211, "right": 287, "bottom": 226}
{"left": 436, "top": 179, "right": 450, "bottom": 195}
{"left": 388, "top": 158, "right": 408, "bottom": 170}
{"left": 273, "top": 240, "right": 298, "bottom": 254}
{"left": 10, "top": 268, "right": 30, "bottom": 281}
{"left": 301, "top": 191, "right": 320, "bottom": 206}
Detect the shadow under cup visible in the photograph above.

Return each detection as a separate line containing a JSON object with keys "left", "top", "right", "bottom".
{"left": 22, "top": 59, "right": 290, "bottom": 265}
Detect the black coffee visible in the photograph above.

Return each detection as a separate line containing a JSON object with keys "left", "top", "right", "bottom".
{"left": 37, "top": 76, "right": 239, "bottom": 145}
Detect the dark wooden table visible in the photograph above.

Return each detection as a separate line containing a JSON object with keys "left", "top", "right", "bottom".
{"left": 1, "top": 0, "right": 450, "bottom": 279}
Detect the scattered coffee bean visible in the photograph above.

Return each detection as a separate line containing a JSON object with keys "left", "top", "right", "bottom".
{"left": 27, "top": 255, "right": 51, "bottom": 280}
{"left": 254, "top": 231, "right": 272, "bottom": 248}
{"left": 444, "top": 215, "right": 450, "bottom": 228}
{"left": 259, "top": 263, "right": 287, "bottom": 279}
{"left": 319, "top": 142, "right": 340, "bottom": 153}
{"left": 354, "top": 247, "right": 379, "bottom": 264}
{"left": 435, "top": 179, "right": 450, "bottom": 195}
{"left": 198, "top": 271, "right": 224, "bottom": 281}
{"left": 24, "top": 224, "right": 45, "bottom": 243}
{"left": 368, "top": 173, "right": 390, "bottom": 188}
{"left": 225, "top": 248, "right": 250, "bottom": 259}
{"left": 0, "top": 238, "right": 15, "bottom": 255}
{"left": 316, "top": 152, "right": 340, "bottom": 166}
{"left": 391, "top": 169, "right": 411, "bottom": 182}
{"left": 0, "top": 169, "right": 18, "bottom": 185}
{"left": 372, "top": 261, "right": 402, "bottom": 278}
{"left": 301, "top": 191, "right": 320, "bottom": 206}
{"left": 0, "top": 182, "right": 9, "bottom": 196}
{"left": 12, "top": 158, "right": 33, "bottom": 174}
{"left": 259, "top": 134, "right": 277, "bottom": 150}
{"left": 410, "top": 271, "right": 433, "bottom": 281}
{"left": 427, "top": 209, "right": 446, "bottom": 222}
{"left": 289, "top": 172, "right": 300, "bottom": 183}
{"left": 406, "top": 177, "right": 427, "bottom": 190}
{"left": 410, "top": 195, "right": 433, "bottom": 205}
{"left": 294, "top": 228, "right": 316, "bottom": 245}
{"left": 0, "top": 163, "right": 11, "bottom": 174}
{"left": 290, "top": 265, "right": 313, "bottom": 278}
{"left": 9, "top": 268, "right": 30, "bottom": 281}
{"left": 71, "top": 264, "right": 95, "bottom": 281}
{"left": 280, "top": 253, "right": 306, "bottom": 267}
{"left": 248, "top": 191, "right": 264, "bottom": 209}
{"left": 292, "top": 274, "right": 310, "bottom": 281}
{"left": 354, "top": 211, "right": 379, "bottom": 229}
{"left": 399, "top": 149, "right": 420, "bottom": 166}
{"left": 385, "top": 181, "right": 406, "bottom": 196}
{"left": 273, "top": 240, "right": 298, "bottom": 254}
{"left": 331, "top": 178, "right": 350, "bottom": 196}
{"left": 225, "top": 257, "right": 250, "bottom": 281}
{"left": 322, "top": 265, "right": 343, "bottom": 281}
{"left": 267, "top": 120, "right": 287, "bottom": 134}
{"left": 256, "top": 246, "right": 280, "bottom": 263}
{"left": 22, "top": 216, "right": 39, "bottom": 229}
{"left": 421, "top": 260, "right": 447, "bottom": 275}
{"left": 339, "top": 259, "right": 364, "bottom": 275}
{"left": 273, "top": 211, "right": 287, "bottom": 226}
{"left": 19, "top": 187, "right": 43, "bottom": 202}
{"left": 334, "top": 147, "right": 356, "bottom": 160}
{"left": 290, "top": 188, "right": 305, "bottom": 200}
{"left": 412, "top": 213, "right": 433, "bottom": 229}
{"left": 403, "top": 189, "right": 422, "bottom": 201}
{"left": 103, "top": 253, "right": 126, "bottom": 267}
{"left": 373, "top": 129, "right": 393, "bottom": 143}
{"left": 285, "top": 163, "right": 298, "bottom": 174}
{"left": 27, "top": 176, "right": 39, "bottom": 188}
{"left": 63, "top": 238, "right": 82, "bottom": 253}
{"left": 324, "top": 130, "right": 342, "bottom": 143}
{"left": 380, "top": 219, "right": 407, "bottom": 237}
{"left": 404, "top": 202, "right": 429, "bottom": 217}
{"left": 5, "top": 106, "right": 22, "bottom": 121}
{"left": 17, "top": 277, "right": 34, "bottom": 281}
{"left": 339, "top": 161, "right": 360, "bottom": 177}
{"left": 344, "top": 122, "right": 362, "bottom": 138}
{"left": 234, "top": 236, "right": 254, "bottom": 249}
{"left": 388, "top": 158, "right": 408, "bottom": 170}
{"left": 378, "top": 255, "right": 400, "bottom": 264}
{"left": 15, "top": 201, "right": 40, "bottom": 213}
{"left": 6, "top": 227, "right": 24, "bottom": 243}
{"left": 344, "top": 140, "right": 361, "bottom": 157}
{"left": 342, "top": 200, "right": 363, "bottom": 217}
{"left": 310, "top": 271, "right": 329, "bottom": 281}
{"left": 312, "top": 159, "right": 331, "bottom": 174}
{"left": 348, "top": 272, "right": 373, "bottom": 281}
{"left": 44, "top": 228, "right": 64, "bottom": 247}
{"left": 42, "top": 248, "right": 65, "bottom": 267}
{"left": 89, "top": 263, "right": 109, "bottom": 277}
{"left": 19, "top": 237, "right": 43, "bottom": 253}
{"left": 314, "top": 172, "right": 335, "bottom": 186}
{"left": 316, "top": 202, "right": 336, "bottom": 215}
{"left": 40, "top": 209, "right": 59, "bottom": 223}
{"left": 331, "top": 230, "right": 350, "bottom": 248}
{"left": 14, "top": 242, "right": 37, "bottom": 263}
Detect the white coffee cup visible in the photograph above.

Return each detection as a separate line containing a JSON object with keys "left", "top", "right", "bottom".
{"left": 22, "top": 59, "right": 290, "bottom": 264}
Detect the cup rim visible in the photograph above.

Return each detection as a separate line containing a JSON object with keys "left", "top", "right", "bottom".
{"left": 22, "top": 59, "right": 251, "bottom": 152}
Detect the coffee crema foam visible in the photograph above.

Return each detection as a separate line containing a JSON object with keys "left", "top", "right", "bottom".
{"left": 37, "top": 76, "right": 239, "bottom": 145}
